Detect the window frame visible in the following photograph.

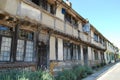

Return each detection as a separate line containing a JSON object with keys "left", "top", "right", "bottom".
{"left": 16, "top": 29, "right": 34, "bottom": 62}
{"left": 0, "top": 25, "right": 13, "bottom": 62}
{"left": 63, "top": 41, "right": 81, "bottom": 61}
{"left": 94, "top": 33, "right": 99, "bottom": 42}
{"left": 94, "top": 50, "right": 99, "bottom": 60}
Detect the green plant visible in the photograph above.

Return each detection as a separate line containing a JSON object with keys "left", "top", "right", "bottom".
{"left": 73, "top": 65, "right": 93, "bottom": 79}
{"left": 41, "top": 71, "right": 55, "bottom": 80}
{"left": 0, "top": 69, "right": 55, "bottom": 80}
{"left": 56, "top": 69, "right": 77, "bottom": 80}
{"left": 84, "top": 66, "right": 93, "bottom": 75}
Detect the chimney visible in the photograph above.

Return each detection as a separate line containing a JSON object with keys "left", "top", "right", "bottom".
{"left": 66, "top": 0, "right": 72, "bottom": 7}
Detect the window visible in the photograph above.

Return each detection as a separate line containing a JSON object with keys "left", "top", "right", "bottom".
{"left": 103, "top": 39, "right": 105, "bottom": 46}
{"left": 94, "top": 33, "right": 98, "bottom": 42}
{"left": 0, "top": 25, "right": 12, "bottom": 62}
{"left": 63, "top": 41, "right": 81, "bottom": 61}
{"left": 65, "top": 13, "right": 71, "bottom": 23}
{"left": 0, "top": 37, "right": 12, "bottom": 61}
{"left": 63, "top": 41, "right": 71, "bottom": 60}
{"left": 25, "top": 41, "right": 34, "bottom": 61}
{"left": 31, "top": 0, "right": 47, "bottom": 10}
{"left": 71, "top": 17, "right": 78, "bottom": 28}
{"left": 94, "top": 50, "right": 99, "bottom": 60}
{"left": 99, "top": 37, "right": 103, "bottom": 44}
{"left": 62, "top": 8, "right": 66, "bottom": 14}
{"left": 31, "top": 0, "right": 39, "bottom": 5}
{"left": 16, "top": 40, "right": 25, "bottom": 61}
{"left": 73, "top": 45, "right": 80, "bottom": 60}
{"left": 65, "top": 13, "right": 78, "bottom": 28}
{"left": 47, "top": 3, "right": 55, "bottom": 14}
{"left": 82, "top": 23, "right": 90, "bottom": 33}
{"left": 16, "top": 29, "right": 34, "bottom": 62}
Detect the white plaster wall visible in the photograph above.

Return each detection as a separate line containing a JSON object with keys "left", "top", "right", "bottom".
{"left": 19, "top": 2, "right": 41, "bottom": 22}
{"left": 80, "top": 45, "right": 84, "bottom": 65}
{"left": 56, "top": 5, "right": 64, "bottom": 20}
{"left": 88, "top": 46, "right": 92, "bottom": 60}
{"left": 58, "top": 38, "right": 63, "bottom": 60}
{"left": 50, "top": 36, "right": 56, "bottom": 60}
{"left": 0, "top": 0, "right": 7, "bottom": 10}
{"left": 98, "top": 51, "right": 101, "bottom": 61}
{"left": 5, "top": 0, "right": 19, "bottom": 15}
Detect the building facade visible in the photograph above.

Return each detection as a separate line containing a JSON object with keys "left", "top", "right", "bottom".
{"left": 105, "top": 41, "right": 119, "bottom": 64}
{"left": 0, "top": 0, "right": 119, "bottom": 73}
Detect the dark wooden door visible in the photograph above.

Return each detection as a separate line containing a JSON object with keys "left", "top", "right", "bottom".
{"left": 38, "top": 42, "right": 47, "bottom": 70}
{"left": 83, "top": 47, "right": 88, "bottom": 66}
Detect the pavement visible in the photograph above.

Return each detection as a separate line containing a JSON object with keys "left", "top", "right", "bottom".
{"left": 82, "top": 62, "right": 119, "bottom": 80}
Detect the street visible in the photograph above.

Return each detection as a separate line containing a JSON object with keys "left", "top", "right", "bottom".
{"left": 97, "top": 62, "right": 120, "bottom": 80}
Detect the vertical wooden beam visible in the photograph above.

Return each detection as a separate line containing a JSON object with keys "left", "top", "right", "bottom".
{"left": 33, "top": 30, "right": 38, "bottom": 68}
{"left": 0, "top": 36, "right": 2, "bottom": 60}
{"left": 11, "top": 24, "right": 19, "bottom": 62}
{"left": 56, "top": 38, "right": 58, "bottom": 60}
{"left": 46, "top": 31, "right": 51, "bottom": 69}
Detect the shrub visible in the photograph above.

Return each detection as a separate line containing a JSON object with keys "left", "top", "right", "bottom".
{"left": 56, "top": 69, "right": 77, "bottom": 80}
{"left": 0, "top": 69, "right": 55, "bottom": 80}
{"left": 84, "top": 66, "right": 93, "bottom": 75}
{"left": 73, "top": 65, "right": 93, "bottom": 80}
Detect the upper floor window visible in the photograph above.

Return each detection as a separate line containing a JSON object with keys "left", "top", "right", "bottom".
{"left": 103, "top": 39, "right": 106, "bottom": 46}
{"left": 71, "top": 17, "right": 78, "bottom": 28}
{"left": 31, "top": 0, "right": 40, "bottom": 5}
{"left": 31, "top": 0, "right": 55, "bottom": 14}
{"left": 99, "top": 37, "right": 103, "bottom": 44}
{"left": 47, "top": 3, "right": 55, "bottom": 14}
{"left": 65, "top": 13, "right": 78, "bottom": 28}
{"left": 65, "top": 13, "right": 71, "bottom": 23}
{"left": 82, "top": 23, "right": 90, "bottom": 33}
{"left": 94, "top": 33, "right": 98, "bottom": 42}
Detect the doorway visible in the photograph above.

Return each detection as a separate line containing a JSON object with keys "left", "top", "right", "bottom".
{"left": 83, "top": 46, "right": 88, "bottom": 65}
{"left": 37, "top": 41, "right": 48, "bottom": 70}
{"left": 100, "top": 52, "right": 105, "bottom": 63}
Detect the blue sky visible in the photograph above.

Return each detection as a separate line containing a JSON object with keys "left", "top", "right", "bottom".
{"left": 66, "top": 0, "right": 120, "bottom": 48}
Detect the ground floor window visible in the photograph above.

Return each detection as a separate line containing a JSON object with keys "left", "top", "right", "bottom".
{"left": 63, "top": 42, "right": 71, "bottom": 60}
{"left": 63, "top": 41, "right": 81, "bottom": 61}
{"left": 94, "top": 50, "right": 99, "bottom": 60}
{"left": 0, "top": 25, "right": 12, "bottom": 62}
{"left": 16, "top": 29, "right": 34, "bottom": 62}
{"left": 73, "top": 45, "right": 81, "bottom": 60}
{"left": 25, "top": 41, "right": 34, "bottom": 61}
{"left": 63, "top": 41, "right": 72, "bottom": 60}
{"left": 16, "top": 40, "right": 25, "bottom": 61}
{"left": 0, "top": 37, "right": 12, "bottom": 61}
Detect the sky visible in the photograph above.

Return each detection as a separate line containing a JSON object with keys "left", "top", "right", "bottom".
{"left": 65, "top": 0, "right": 120, "bottom": 48}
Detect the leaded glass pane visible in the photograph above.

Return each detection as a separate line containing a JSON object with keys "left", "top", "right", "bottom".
{"left": 16, "top": 40, "right": 25, "bottom": 61}
{"left": 24, "top": 41, "right": 33, "bottom": 61}
{"left": 0, "top": 37, "right": 11, "bottom": 61}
